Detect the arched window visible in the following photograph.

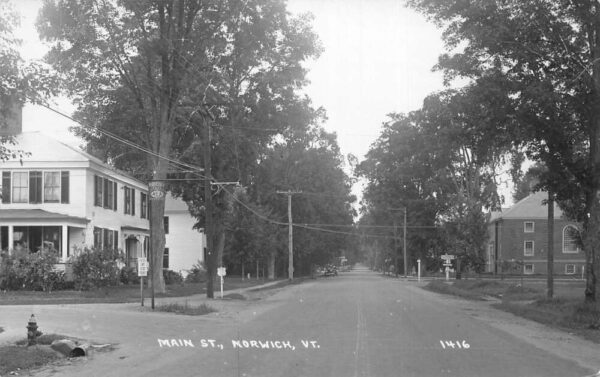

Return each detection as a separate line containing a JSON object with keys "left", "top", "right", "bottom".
{"left": 562, "top": 225, "right": 580, "bottom": 254}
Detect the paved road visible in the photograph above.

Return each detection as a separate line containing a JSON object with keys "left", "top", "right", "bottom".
{"left": 2, "top": 265, "right": 598, "bottom": 377}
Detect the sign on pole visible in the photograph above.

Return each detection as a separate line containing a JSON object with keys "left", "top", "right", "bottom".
{"left": 148, "top": 181, "right": 165, "bottom": 201}
{"left": 137, "top": 257, "right": 148, "bottom": 307}
{"left": 217, "top": 267, "right": 226, "bottom": 299}
{"left": 137, "top": 257, "right": 149, "bottom": 277}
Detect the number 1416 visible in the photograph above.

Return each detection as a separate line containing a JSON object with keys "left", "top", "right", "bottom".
{"left": 440, "top": 340, "right": 470, "bottom": 349}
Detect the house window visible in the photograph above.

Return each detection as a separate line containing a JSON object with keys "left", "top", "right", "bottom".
{"left": 140, "top": 193, "right": 148, "bottom": 219}
{"left": 524, "top": 264, "right": 534, "bottom": 275}
{"left": 93, "top": 227, "right": 102, "bottom": 248}
{"left": 565, "top": 264, "right": 576, "bottom": 275}
{"left": 163, "top": 248, "right": 169, "bottom": 269}
{"left": 164, "top": 216, "right": 169, "bottom": 234}
{"left": 563, "top": 225, "right": 580, "bottom": 253}
{"left": 94, "top": 175, "right": 117, "bottom": 211}
{"left": 12, "top": 172, "right": 28, "bottom": 203}
{"left": 524, "top": 221, "right": 534, "bottom": 233}
{"left": 524, "top": 241, "right": 534, "bottom": 256}
{"left": 44, "top": 171, "right": 60, "bottom": 202}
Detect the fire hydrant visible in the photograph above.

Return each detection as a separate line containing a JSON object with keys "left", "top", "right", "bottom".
{"left": 26, "top": 314, "right": 42, "bottom": 346}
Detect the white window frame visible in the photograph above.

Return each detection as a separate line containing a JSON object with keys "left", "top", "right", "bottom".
{"left": 524, "top": 221, "right": 535, "bottom": 233}
{"left": 524, "top": 240, "right": 534, "bottom": 256}
{"left": 565, "top": 264, "right": 576, "bottom": 275}
{"left": 562, "top": 225, "right": 580, "bottom": 254}
{"left": 43, "top": 171, "right": 61, "bottom": 203}
{"left": 524, "top": 264, "right": 534, "bottom": 275}
{"left": 12, "top": 171, "right": 29, "bottom": 203}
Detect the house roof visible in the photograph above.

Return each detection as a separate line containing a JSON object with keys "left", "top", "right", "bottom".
{"left": 495, "top": 191, "right": 564, "bottom": 220}
{"left": 3, "top": 132, "right": 147, "bottom": 187}
{"left": 0, "top": 209, "right": 89, "bottom": 224}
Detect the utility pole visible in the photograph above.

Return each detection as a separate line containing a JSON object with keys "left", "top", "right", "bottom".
{"left": 390, "top": 207, "right": 407, "bottom": 277}
{"left": 277, "top": 190, "right": 301, "bottom": 281}
{"left": 547, "top": 191, "right": 554, "bottom": 298}
{"left": 202, "top": 109, "right": 215, "bottom": 299}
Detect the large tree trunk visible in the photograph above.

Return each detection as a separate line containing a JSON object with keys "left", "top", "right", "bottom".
{"left": 149, "top": 182, "right": 166, "bottom": 294}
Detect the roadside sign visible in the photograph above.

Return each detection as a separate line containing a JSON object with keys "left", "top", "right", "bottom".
{"left": 138, "top": 258, "right": 149, "bottom": 277}
{"left": 217, "top": 267, "right": 226, "bottom": 277}
{"left": 441, "top": 254, "right": 455, "bottom": 263}
{"left": 149, "top": 181, "right": 165, "bottom": 201}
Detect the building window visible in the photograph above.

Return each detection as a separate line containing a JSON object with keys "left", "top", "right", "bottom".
{"left": 140, "top": 193, "right": 148, "bottom": 219}
{"left": 524, "top": 241, "right": 534, "bottom": 256}
{"left": 44, "top": 171, "right": 60, "bottom": 203}
{"left": 94, "top": 175, "right": 117, "bottom": 211}
{"left": 524, "top": 221, "right": 534, "bottom": 233}
{"left": 93, "top": 227, "right": 102, "bottom": 248}
{"left": 164, "top": 216, "right": 169, "bottom": 234}
{"left": 565, "top": 264, "right": 576, "bottom": 275}
{"left": 12, "top": 172, "right": 28, "bottom": 203}
{"left": 524, "top": 264, "right": 534, "bottom": 274}
{"left": 562, "top": 225, "right": 580, "bottom": 253}
{"left": 163, "top": 248, "right": 169, "bottom": 269}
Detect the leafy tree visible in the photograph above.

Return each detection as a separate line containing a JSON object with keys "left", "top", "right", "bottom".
{"left": 251, "top": 126, "right": 356, "bottom": 277}
{"left": 39, "top": 0, "right": 320, "bottom": 296}
{"left": 408, "top": 0, "right": 600, "bottom": 301}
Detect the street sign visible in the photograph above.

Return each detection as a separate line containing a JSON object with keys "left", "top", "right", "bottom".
{"left": 217, "top": 267, "right": 226, "bottom": 277}
{"left": 148, "top": 181, "right": 165, "bottom": 201}
{"left": 441, "top": 254, "right": 455, "bottom": 263}
{"left": 137, "top": 258, "right": 149, "bottom": 277}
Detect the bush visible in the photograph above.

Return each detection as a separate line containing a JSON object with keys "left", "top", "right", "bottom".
{"left": 120, "top": 267, "right": 140, "bottom": 285}
{"left": 163, "top": 269, "right": 183, "bottom": 285}
{"left": 0, "top": 248, "right": 60, "bottom": 291}
{"left": 70, "top": 247, "right": 121, "bottom": 290}
{"left": 185, "top": 261, "right": 206, "bottom": 283}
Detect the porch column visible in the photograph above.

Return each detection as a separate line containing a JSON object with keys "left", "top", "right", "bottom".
{"left": 8, "top": 225, "right": 14, "bottom": 254}
{"left": 61, "top": 225, "right": 68, "bottom": 262}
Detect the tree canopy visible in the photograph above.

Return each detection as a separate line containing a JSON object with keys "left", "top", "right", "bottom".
{"left": 408, "top": 0, "right": 600, "bottom": 301}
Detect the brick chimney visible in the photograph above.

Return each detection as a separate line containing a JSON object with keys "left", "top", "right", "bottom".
{"left": 0, "top": 96, "right": 23, "bottom": 136}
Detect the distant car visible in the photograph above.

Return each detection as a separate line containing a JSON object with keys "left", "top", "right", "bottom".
{"left": 323, "top": 264, "right": 338, "bottom": 276}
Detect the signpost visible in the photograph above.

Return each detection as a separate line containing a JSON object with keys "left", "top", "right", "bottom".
{"left": 137, "top": 257, "right": 148, "bottom": 306}
{"left": 217, "top": 267, "right": 226, "bottom": 299}
{"left": 441, "top": 254, "right": 455, "bottom": 281}
{"left": 417, "top": 259, "right": 421, "bottom": 282}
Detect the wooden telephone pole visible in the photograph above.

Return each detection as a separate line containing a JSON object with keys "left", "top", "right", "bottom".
{"left": 277, "top": 190, "right": 301, "bottom": 281}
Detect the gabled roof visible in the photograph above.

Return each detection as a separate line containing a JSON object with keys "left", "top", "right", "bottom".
{"left": 495, "top": 191, "right": 564, "bottom": 220}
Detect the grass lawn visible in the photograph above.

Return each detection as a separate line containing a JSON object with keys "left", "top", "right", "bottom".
{"left": 0, "top": 334, "right": 74, "bottom": 375}
{"left": 0, "top": 276, "right": 277, "bottom": 305}
{"left": 424, "top": 278, "right": 600, "bottom": 343}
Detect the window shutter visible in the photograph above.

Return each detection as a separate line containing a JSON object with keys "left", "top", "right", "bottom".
{"left": 61, "top": 171, "right": 69, "bottom": 203}
{"left": 131, "top": 189, "right": 136, "bottom": 216}
{"left": 113, "top": 181, "right": 118, "bottom": 211}
{"left": 2, "top": 171, "right": 11, "bottom": 203}
{"left": 29, "top": 171, "right": 42, "bottom": 203}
